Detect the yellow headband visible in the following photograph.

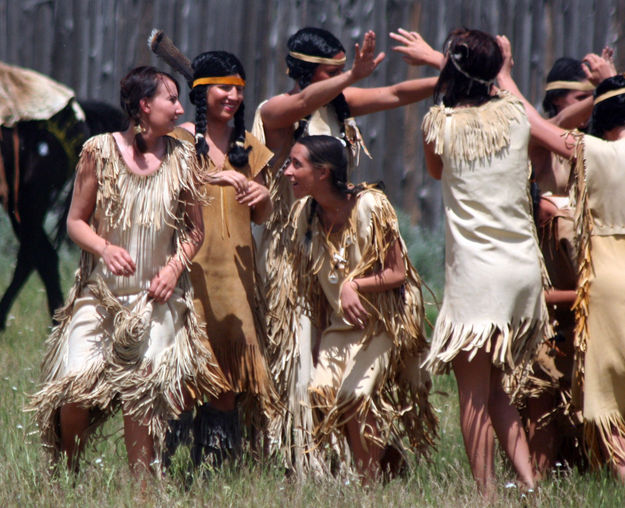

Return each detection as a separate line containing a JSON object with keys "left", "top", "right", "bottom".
{"left": 544, "top": 80, "right": 595, "bottom": 92}
{"left": 288, "top": 51, "right": 346, "bottom": 66}
{"left": 594, "top": 87, "right": 625, "bottom": 105}
{"left": 192, "top": 76, "right": 246, "bottom": 88}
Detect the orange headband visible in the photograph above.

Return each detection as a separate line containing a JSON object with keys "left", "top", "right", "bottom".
{"left": 192, "top": 75, "right": 246, "bottom": 88}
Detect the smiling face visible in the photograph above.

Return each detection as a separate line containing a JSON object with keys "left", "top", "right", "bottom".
{"left": 206, "top": 80, "right": 244, "bottom": 122}
{"left": 310, "top": 52, "right": 346, "bottom": 83}
{"left": 284, "top": 143, "right": 322, "bottom": 199}
{"left": 141, "top": 76, "right": 184, "bottom": 135}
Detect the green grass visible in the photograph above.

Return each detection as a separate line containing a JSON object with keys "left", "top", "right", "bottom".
{"left": 1, "top": 213, "right": 625, "bottom": 506}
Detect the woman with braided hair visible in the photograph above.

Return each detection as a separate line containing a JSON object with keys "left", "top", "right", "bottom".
{"left": 277, "top": 134, "right": 435, "bottom": 481}
{"left": 171, "top": 50, "right": 276, "bottom": 463}
{"left": 29, "top": 66, "right": 228, "bottom": 475}
{"left": 253, "top": 26, "right": 441, "bottom": 476}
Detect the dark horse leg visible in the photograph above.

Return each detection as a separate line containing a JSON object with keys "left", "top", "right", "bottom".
{"left": 0, "top": 201, "right": 63, "bottom": 331}
{"left": 0, "top": 245, "right": 35, "bottom": 331}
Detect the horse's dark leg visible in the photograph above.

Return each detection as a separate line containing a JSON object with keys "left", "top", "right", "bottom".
{"left": 0, "top": 244, "right": 36, "bottom": 331}
{"left": 31, "top": 225, "right": 64, "bottom": 318}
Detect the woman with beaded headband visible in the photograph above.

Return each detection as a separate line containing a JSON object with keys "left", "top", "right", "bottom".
{"left": 277, "top": 134, "right": 435, "bottom": 481}
{"left": 170, "top": 50, "right": 276, "bottom": 465}
{"left": 416, "top": 28, "right": 553, "bottom": 495}
{"left": 498, "top": 34, "right": 625, "bottom": 483}
{"left": 252, "top": 26, "right": 442, "bottom": 476}
{"left": 28, "top": 66, "right": 228, "bottom": 476}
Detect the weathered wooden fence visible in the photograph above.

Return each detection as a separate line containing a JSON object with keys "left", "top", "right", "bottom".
{"left": 2, "top": 0, "right": 624, "bottom": 228}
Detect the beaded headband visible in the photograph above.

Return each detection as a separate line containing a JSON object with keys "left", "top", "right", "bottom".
{"left": 545, "top": 80, "right": 595, "bottom": 92}
{"left": 192, "top": 76, "right": 246, "bottom": 88}
{"left": 288, "top": 51, "right": 346, "bottom": 66}
{"left": 448, "top": 50, "right": 494, "bottom": 87}
{"left": 594, "top": 87, "right": 625, "bottom": 105}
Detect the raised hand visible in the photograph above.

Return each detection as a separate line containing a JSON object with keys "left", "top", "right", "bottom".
{"left": 582, "top": 49, "right": 617, "bottom": 85}
{"left": 390, "top": 28, "right": 444, "bottom": 69}
{"left": 350, "top": 30, "right": 386, "bottom": 81}
{"left": 496, "top": 35, "right": 514, "bottom": 79}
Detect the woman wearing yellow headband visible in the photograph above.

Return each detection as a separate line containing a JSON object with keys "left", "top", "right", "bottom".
{"left": 499, "top": 35, "right": 625, "bottom": 483}
{"left": 171, "top": 51, "right": 276, "bottom": 467}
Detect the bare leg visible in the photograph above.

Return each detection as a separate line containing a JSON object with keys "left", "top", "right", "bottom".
{"left": 607, "top": 428, "right": 625, "bottom": 483}
{"left": 59, "top": 403, "right": 90, "bottom": 472}
{"left": 452, "top": 349, "right": 496, "bottom": 497}
{"left": 488, "top": 368, "right": 535, "bottom": 489}
{"left": 123, "top": 412, "right": 155, "bottom": 477}
{"left": 525, "top": 393, "right": 558, "bottom": 478}
{"left": 345, "top": 410, "right": 385, "bottom": 482}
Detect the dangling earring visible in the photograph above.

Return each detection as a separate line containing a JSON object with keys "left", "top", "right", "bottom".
{"left": 133, "top": 122, "right": 145, "bottom": 135}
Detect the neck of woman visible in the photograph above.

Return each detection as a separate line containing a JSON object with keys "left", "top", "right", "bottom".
{"left": 315, "top": 188, "right": 353, "bottom": 231}
{"left": 205, "top": 122, "right": 232, "bottom": 149}
{"left": 122, "top": 126, "right": 164, "bottom": 155}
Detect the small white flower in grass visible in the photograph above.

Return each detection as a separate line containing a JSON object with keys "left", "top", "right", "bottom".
{"left": 505, "top": 482, "right": 517, "bottom": 489}
{"left": 95, "top": 458, "right": 102, "bottom": 464}
{"left": 11, "top": 386, "right": 17, "bottom": 391}
{"left": 555, "top": 461, "right": 563, "bottom": 467}
{"left": 434, "top": 408, "right": 442, "bottom": 413}
{"left": 16, "top": 424, "right": 23, "bottom": 430}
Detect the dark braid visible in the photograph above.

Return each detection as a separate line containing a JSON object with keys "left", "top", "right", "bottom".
{"left": 305, "top": 199, "right": 318, "bottom": 246}
{"left": 189, "top": 50, "right": 250, "bottom": 168}
{"left": 286, "top": 27, "right": 350, "bottom": 140}
{"left": 189, "top": 84, "right": 209, "bottom": 157}
{"left": 228, "top": 101, "right": 251, "bottom": 167}
{"left": 119, "top": 66, "right": 179, "bottom": 153}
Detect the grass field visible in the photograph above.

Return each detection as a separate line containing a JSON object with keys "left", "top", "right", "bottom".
{"left": 1, "top": 213, "right": 625, "bottom": 507}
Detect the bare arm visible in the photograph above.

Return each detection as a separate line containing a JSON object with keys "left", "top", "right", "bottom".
{"left": 260, "top": 30, "right": 385, "bottom": 130}
{"left": 67, "top": 151, "right": 136, "bottom": 276}
{"left": 344, "top": 29, "right": 441, "bottom": 116}
{"left": 549, "top": 51, "right": 616, "bottom": 130}
{"left": 496, "top": 35, "right": 575, "bottom": 160}
{"left": 423, "top": 132, "right": 443, "bottom": 180}
{"left": 343, "top": 77, "right": 437, "bottom": 116}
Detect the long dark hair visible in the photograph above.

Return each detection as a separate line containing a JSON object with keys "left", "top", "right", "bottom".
{"left": 542, "top": 57, "right": 588, "bottom": 118}
{"left": 296, "top": 135, "right": 364, "bottom": 245}
{"left": 296, "top": 135, "right": 361, "bottom": 197}
{"left": 189, "top": 51, "right": 249, "bottom": 168}
{"left": 434, "top": 28, "right": 502, "bottom": 107}
{"left": 286, "top": 27, "right": 351, "bottom": 140}
{"left": 589, "top": 75, "right": 625, "bottom": 138}
{"left": 119, "top": 66, "right": 179, "bottom": 153}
